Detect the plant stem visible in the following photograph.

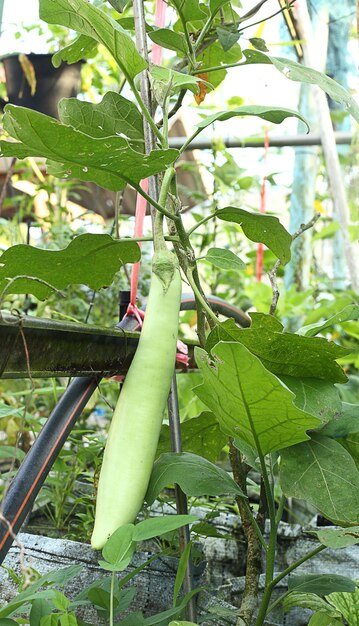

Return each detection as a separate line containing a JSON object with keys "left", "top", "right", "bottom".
{"left": 228, "top": 440, "right": 266, "bottom": 625}
{"left": 154, "top": 167, "right": 176, "bottom": 251}
{"left": 275, "top": 495, "right": 286, "bottom": 527}
{"left": 109, "top": 572, "right": 115, "bottom": 626}
{"left": 129, "top": 78, "right": 164, "bottom": 144}
{"left": 187, "top": 212, "right": 218, "bottom": 235}
{"left": 178, "top": 128, "right": 203, "bottom": 156}
{"left": 271, "top": 544, "right": 326, "bottom": 589}
{"left": 186, "top": 268, "right": 218, "bottom": 325}
{"left": 132, "top": 181, "right": 179, "bottom": 221}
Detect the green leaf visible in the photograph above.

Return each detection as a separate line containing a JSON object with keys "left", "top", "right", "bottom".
{"left": 148, "top": 29, "right": 188, "bottom": 54}
{"left": 29, "top": 599, "right": 53, "bottom": 626}
{"left": 327, "top": 587, "right": 359, "bottom": 626}
{"left": 279, "top": 376, "right": 342, "bottom": 424}
{"left": 168, "top": 622, "right": 198, "bottom": 626}
{"left": 150, "top": 65, "right": 210, "bottom": 97}
{"left": 170, "top": 0, "right": 207, "bottom": 22}
{"left": 216, "top": 207, "right": 292, "bottom": 265}
{"left": 288, "top": 573, "right": 357, "bottom": 596}
{"left": 0, "top": 445, "right": 25, "bottom": 461}
{"left": 204, "top": 248, "right": 246, "bottom": 271}
{"left": 205, "top": 315, "right": 349, "bottom": 383}
{"left": 133, "top": 515, "right": 199, "bottom": 542}
{"left": 0, "top": 566, "right": 82, "bottom": 618}
{"left": 144, "top": 589, "right": 203, "bottom": 625}
{"left": 0, "top": 105, "right": 178, "bottom": 192}
{"left": 194, "top": 342, "right": 319, "bottom": 455}
{"left": 282, "top": 591, "right": 342, "bottom": 616}
{"left": 0, "top": 404, "right": 23, "bottom": 419}
{"left": 52, "top": 591, "right": 70, "bottom": 612}
{"left": 299, "top": 305, "right": 359, "bottom": 338}
{"left": 216, "top": 26, "right": 240, "bottom": 52}
{"left": 145, "top": 452, "right": 244, "bottom": 505}
{"left": 117, "top": 613, "right": 145, "bottom": 626}
{"left": 197, "top": 41, "right": 242, "bottom": 89}
{"left": 0, "top": 234, "right": 140, "bottom": 300}
{"left": 322, "top": 403, "right": 359, "bottom": 438}
{"left": 249, "top": 37, "right": 268, "bottom": 52}
{"left": 101, "top": 524, "right": 135, "bottom": 571}
{"left": 107, "top": 0, "right": 128, "bottom": 13}
{"left": 242, "top": 50, "right": 359, "bottom": 124}
{"left": 197, "top": 105, "right": 309, "bottom": 134}
{"left": 280, "top": 434, "right": 359, "bottom": 526}
{"left": 58, "top": 92, "right": 144, "bottom": 152}
{"left": 173, "top": 541, "right": 192, "bottom": 606}
{"left": 39, "top": 0, "right": 147, "bottom": 80}
{"left": 308, "top": 612, "right": 344, "bottom": 626}
{"left": 52, "top": 34, "right": 98, "bottom": 67}
{"left": 157, "top": 412, "right": 227, "bottom": 462}
{"left": 310, "top": 527, "right": 359, "bottom": 549}
{"left": 210, "top": 0, "right": 229, "bottom": 14}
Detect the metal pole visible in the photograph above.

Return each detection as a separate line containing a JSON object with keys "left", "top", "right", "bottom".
{"left": 132, "top": 0, "right": 196, "bottom": 616}
{"left": 167, "top": 374, "right": 197, "bottom": 623}
{"left": 168, "top": 131, "right": 353, "bottom": 150}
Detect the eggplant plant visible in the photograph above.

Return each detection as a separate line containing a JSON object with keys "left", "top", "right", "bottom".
{"left": 0, "top": 0, "right": 359, "bottom": 625}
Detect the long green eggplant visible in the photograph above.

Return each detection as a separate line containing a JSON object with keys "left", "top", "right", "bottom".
{"left": 91, "top": 249, "right": 181, "bottom": 549}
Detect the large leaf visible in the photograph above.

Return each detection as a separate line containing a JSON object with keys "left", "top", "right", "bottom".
{"left": 194, "top": 342, "right": 320, "bottom": 455}
{"left": 310, "top": 527, "right": 359, "bottom": 549}
{"left": 0, "top": 105, "right": 178, "bottom": 192}
{"left": 280, "top": 434, "right": 359, "bottom": 526}
{"left": 299, "top": 305, "right": 359, "bottom": 338}
{"left": 206, "top": 315, "right": 348, "bottom": 383}
{"left": 242, "top": 50, "right": 359, "bottom": 124}
{"left": 282, "top": 592, "right": 342, "bottom": 617}
{"left": 288, "top": 573, "right": 357, "bottom": 596}
{"left": 216, "top": 207, "right": 292, "bottom": 265}
{"left": 0, "top": 233, "right": 140, "bottom": 299}
{"left": 322, "top": 403, "right": 359, "bottom": 438}
{"left": 156, "top": 412, "right": 227, "bottom": 462}
{"left": 145, "top": 452, "right": 244, "bottom": 505}
{"left": 58, "top": 92, "right": 144, "bottom": 152}
{"left": 52, "top": 34, "right": 98, "bottom": 67}
{"left": 197, "top": 105, "right": 309, "bottom": 133}
{"left": 39, "top": 0, "right": 147, "bottom": 80}
{"left": 327, "top": 588, "right": 359, "bottom": 626}
{"left": 280, "top": 376, "right": 342, "bottom": 424}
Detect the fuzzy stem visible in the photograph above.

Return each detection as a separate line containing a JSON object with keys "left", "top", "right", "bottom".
{"left": 129, "top": 78, "right": 164, "bottom": 144}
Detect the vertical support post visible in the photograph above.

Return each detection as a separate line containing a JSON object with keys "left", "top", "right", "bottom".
{"left": 168, "top": 374, "right": 197, "bottom": 623}
{"left": 132, "top": 0, "right": 196, "bottom": 616}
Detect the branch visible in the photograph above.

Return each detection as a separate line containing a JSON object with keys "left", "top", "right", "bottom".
{"left": 268, "top": 212, "right": 321, "bottom": 316}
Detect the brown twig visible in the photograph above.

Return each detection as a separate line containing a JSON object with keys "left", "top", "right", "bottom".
{"left": 229, "top": 439, "right": 263, "bottom": 626}
{"left": 268, "top": 212, "right": 321, "bottom": 316}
